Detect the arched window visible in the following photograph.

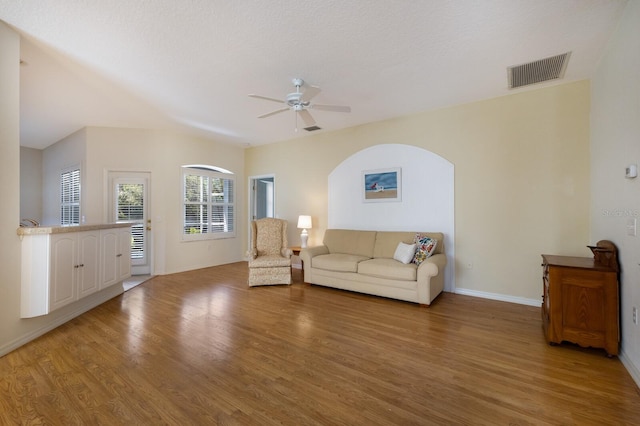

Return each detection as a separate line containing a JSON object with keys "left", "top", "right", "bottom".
{"left": 182, "top": 165, "right": 235, "bottom": 240}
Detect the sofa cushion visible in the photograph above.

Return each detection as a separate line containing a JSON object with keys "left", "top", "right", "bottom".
{"left": 358, "top": 258, "right": 417, "bottom": 281}
{"left": 323, "top": 229, "right": 377, "bottom": 258}
{"left": 312, "top": 253, "right": 370, "bottom": 273}
{"left": 412, "top": 234, "right": 438, "bottom": 265}
{"left": 373, "top": 231, "right": 416, "bottom": 258}
{"left": 393, "top": 242, "right": 416, "bottom": 264}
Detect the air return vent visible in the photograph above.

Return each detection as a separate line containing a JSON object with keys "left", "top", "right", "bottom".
{"left": 508, "top": 52, "right": 571, "bottom": 89}
{"left": 304, "top": 125, "right": 322, "bottom": 132}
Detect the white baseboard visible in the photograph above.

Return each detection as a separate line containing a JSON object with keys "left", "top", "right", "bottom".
{"left": 619, "top": 350, "right": 640, "bottom": 389}
{"left": 0, "top": 285, "right": 124, "bottom": 357}
{"left": 454, "top": 287, "right": 541, "bottom": 307}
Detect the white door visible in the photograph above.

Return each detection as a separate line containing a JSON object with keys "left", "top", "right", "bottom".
{"left": 109, "top": 172, "right": 151, "bottom": 275}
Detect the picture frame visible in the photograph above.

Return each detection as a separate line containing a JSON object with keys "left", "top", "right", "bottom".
{"left": 362, "top": 167, "right": 401, "bottom": 202}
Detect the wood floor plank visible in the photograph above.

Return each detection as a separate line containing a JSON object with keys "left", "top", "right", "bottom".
{"left": 1, "top": 261, "right": 639, "bottom": 425}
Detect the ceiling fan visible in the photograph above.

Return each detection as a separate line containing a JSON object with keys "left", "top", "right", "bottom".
{"left": 249, "top": 78, "right": 351, "bottom": 131}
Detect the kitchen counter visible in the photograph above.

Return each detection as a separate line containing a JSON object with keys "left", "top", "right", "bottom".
{"left": 17, "top": 222, "right": 132, "bottom": 236}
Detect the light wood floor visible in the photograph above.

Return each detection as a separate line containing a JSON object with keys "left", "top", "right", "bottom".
{"left": 1, "top": 262, "right": 639, "bottom": 425}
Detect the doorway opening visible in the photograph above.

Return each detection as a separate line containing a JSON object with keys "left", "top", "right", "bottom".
{"left": 248, "top": 174, "right": 276, "bottom": 248}
{"left": 249, "top": 175, "right": 275, "bottom": 221}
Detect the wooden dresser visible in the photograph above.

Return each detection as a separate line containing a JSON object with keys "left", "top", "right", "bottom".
{"left": 541, "top": 241, "right": 620, "bottom": 356}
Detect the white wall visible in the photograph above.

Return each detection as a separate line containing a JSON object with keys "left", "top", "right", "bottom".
{"left": 591, "top": 0, "right": 640, "bottom": 385}
{"left": 328, "top": 144, "right": 454, "bottom": 291}
{"left": 20, "top": 146, "right": 43, "bottom": 222}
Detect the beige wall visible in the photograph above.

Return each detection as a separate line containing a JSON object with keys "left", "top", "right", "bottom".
{"left": 84, "top": 127, "right": 246, "bottom": 275}
{"left": 591, "top": 0, "right": 640, "bottom": 381}
{"left": 245, "top": 80, "right": 591, "bottom": 303}
{"left": 42, "top": 128, "right": 86, "bottom": 225}
{"left": 0, "top": 21, "right": 23, "bottom": 355}
{"left": 1, "top": 26, "right": 123, "bottom": 358}
{"left": 20, "top": 147, "right": 43, "bottom": 222}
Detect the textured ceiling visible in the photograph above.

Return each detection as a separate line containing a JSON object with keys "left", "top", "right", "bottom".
{"left": 0, "top": 0, "right": 627, "bottom": 149}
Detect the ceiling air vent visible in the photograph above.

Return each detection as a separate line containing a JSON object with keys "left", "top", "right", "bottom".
{"left": 507, "top": 52, "right": 571, "bottom": 89}
{"left": 304, "top": 125, "right": 322, "bottom": 132}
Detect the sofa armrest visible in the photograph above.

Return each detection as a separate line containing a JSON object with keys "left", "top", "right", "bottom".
{"left": 417, "top": 253, "right": 446, "bottom": 276}
{"left": 300, "top": 245, "right": 329, "bottom": 261}
{"left": 416, "top": 253, "right": 447, "bottom": 304}
{"left": 299, "top": 245, "right": 329, "bottom": 283}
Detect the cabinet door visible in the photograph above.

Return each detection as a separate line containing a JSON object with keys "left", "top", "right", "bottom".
{"left": 78, "top": 231, "right": 100, "bottom": 297}
{"left": 50, "top": 234, "right": 77, "bottom": 311}
{"left": 101, "top": 229, "right": 119, "bottom": 288}
{"left": 117, "top": 227, "right": 132, "bottom": 282}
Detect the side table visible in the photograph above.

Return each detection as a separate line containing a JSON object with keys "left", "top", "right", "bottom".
{"left": 290, "top": 246, "right": 303, "bottom": 282}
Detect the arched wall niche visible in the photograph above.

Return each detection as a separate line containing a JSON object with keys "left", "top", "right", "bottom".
{"left": 328, "top": 144, "right": 455, "bottom": 292}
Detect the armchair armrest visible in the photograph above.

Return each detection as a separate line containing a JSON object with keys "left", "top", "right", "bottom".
{"left": 246, "top": 248, "right": 258, "bottom": 260}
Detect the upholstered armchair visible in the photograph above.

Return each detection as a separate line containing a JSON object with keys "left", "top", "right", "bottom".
{"left": 248, "top": 218, "right": 293, "bottom": 286}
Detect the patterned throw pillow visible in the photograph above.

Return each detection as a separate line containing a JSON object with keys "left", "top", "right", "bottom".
{"left": 412, "top": 234, "right": 438, "bottom": 265}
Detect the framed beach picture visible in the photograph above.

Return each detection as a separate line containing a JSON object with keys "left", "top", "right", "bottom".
{"left": 362, "top": 168, "right": 401, "bottom": 202}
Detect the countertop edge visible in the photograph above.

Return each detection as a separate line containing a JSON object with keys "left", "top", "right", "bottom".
{"left": 17, "top": 222, "right": 133, "bottom": 236}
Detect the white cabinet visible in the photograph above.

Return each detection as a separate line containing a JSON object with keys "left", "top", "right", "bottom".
{"left": 48, "top": 233, "right": 76, "bottom": 311}
{"left": 101, "top": 226, "right": 132, "bottom": 288}
{"left": 20, "top": 224, "right": 132, "bottom": 318}
{"left": 49, "top": 231, "right": 100, "bottom": 311}
{"left": 77, "top": 231, "right": 101, "bottom": 298}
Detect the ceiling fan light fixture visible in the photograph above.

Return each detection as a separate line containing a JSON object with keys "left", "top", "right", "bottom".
{"left": 249, "top": 77, "right": 351, "bottom": 132}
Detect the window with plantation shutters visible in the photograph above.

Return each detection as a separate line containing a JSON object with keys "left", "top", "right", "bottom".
{"left": 183, "top": 166, "right": 235, "bottom": 240}
{"left": 60, "top": 167, "right": 80, "bottom": 225}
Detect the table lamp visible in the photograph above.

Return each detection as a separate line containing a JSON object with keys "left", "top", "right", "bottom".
{"left": 297, "top": 215, "right": 312, "bottom": 248}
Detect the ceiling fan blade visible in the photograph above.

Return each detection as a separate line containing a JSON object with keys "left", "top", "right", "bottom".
{"left": 302, "top": 85, "right": 321, "bottom": 102}
{"left": 298, "top": 109, "right": 316, "bottom": 127}
{"left": 311, "top": 104, "right": 351, "bottom": 113}
{"left": 249, "top": 94, "right": 285, "bottom": 104}
{"left": 258, "top": 107, "right": 289, "bottom": 118}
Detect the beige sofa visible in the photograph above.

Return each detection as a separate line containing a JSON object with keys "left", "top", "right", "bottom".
{"left": 300, "top": 229, "right": 446, "bottom": 305}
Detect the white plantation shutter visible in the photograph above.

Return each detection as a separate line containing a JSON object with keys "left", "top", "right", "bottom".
{"left": 61, "top": 167, "right": 80, "bottom": 225}
{"left": 117, "top": 183, "right": 145, "bottom": 259}
{"left": 183, "top": 167, "right": 235, "bottom": 239}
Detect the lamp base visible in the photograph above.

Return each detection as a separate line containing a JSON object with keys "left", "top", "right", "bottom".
{"left": 300, "top": 230, "right": 309, "bottom": 248}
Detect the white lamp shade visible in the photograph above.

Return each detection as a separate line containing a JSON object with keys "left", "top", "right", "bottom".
{"left": 297, "top": 215, "right": 312, "bottom": 229}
